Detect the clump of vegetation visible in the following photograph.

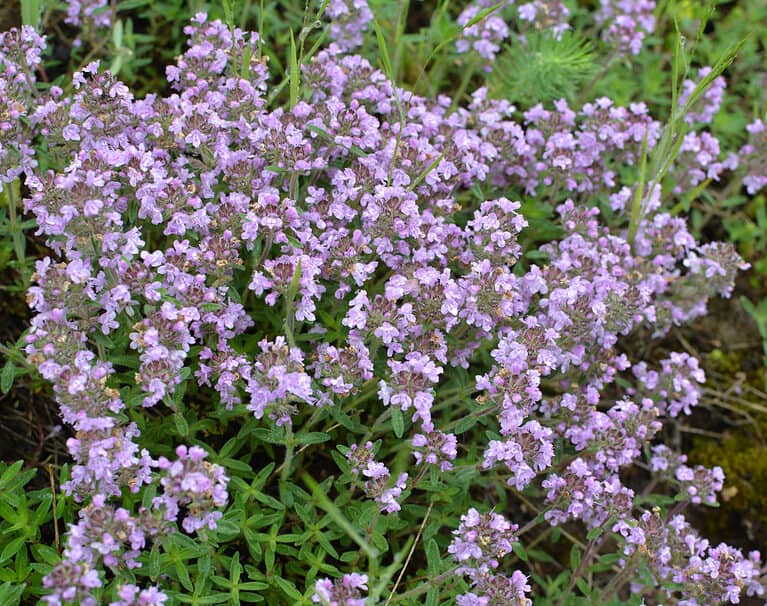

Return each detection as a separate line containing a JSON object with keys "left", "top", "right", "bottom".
{"left": 0, "top": 1, "right": 766, "bottom": 606}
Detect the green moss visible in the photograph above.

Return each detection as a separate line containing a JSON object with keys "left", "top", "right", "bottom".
{"left": 687, "top": 349, "right": 767, "bottom": 539}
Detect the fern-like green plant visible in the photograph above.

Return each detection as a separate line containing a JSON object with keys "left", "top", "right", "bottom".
{"left": 490, "top": 30, "right": 596, "bottom": 106}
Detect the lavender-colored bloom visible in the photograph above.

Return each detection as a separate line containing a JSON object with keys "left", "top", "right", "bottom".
{"left": 311, "top": 342, "right": 374, "bottom": 398}
{"left": 670, "top": 131, "right": 737, "bottom": 195}
{"left": 449, "top": 509, "right": 531, "bottom": 605}
{"left": 109, "top": 585, "right": 168, "bottom": 606}
{"left": 326, "top": 0, "right": 374, "bottom": 51}
{"left": 0, "top": 27, "right": 45, "bottom": 190}
{"left": 483, "top": 414, "right": 554, "bottom": 490}
{"left": 464, "top": 570, "right": 532, "bottom": 606}
{"left": 42, "top": 561, "right": 101, "bottom": 606}
{"left": 448, "top": 508, "right": 519, "bottom": 573}
{"left": 596, "top": 0, "right": 656, "bottom": 56}
{"left": 65, "top": 0, "right": 111, "bottom": 29}
{"left": 741, "top": 119, "right": 767, "bottom": 194}
{"left": 518, "top": 1, "right": 570, "bottom": 38}
{"left": 312, "top": 573, "right": 368, "bottom": 606}
{"left": 153, "top": 445, "right": 229, "bottom": 533}
{"left": 412, "top": 430, "right": 458, "bottom": 471}
{"left": 346, "top": 442, "right": 408, "bottom": 513}
{"left": 616, "top": 510, "right": 765, "bottom": 604}
{"left": 679, "top": 66, "right": 726, "bottom": 125}
{"left": 379, "top": 351, "right": 443, "bottom": 431}
{"left": 649, "top": 445, "right": 725, "bottom": 505}
{"left": 633, "top": 352, "right": 705, "bottom": 417}
{"left": 456, "top": 5, "right": 510, "bottom": 66}
{"left": 246, "top": 337, "right": 316, "bottom": 425}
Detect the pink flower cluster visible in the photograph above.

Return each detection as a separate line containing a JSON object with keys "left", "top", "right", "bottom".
{"left": 449, "top": 508, "right": 532, "bottom": 605}
{"left": 596, "top": 0, "right": 656, "bottom": 55}
{"left": 346, "top": 441, "right": 409, "bottom": 513}
{"left": 454, "top": 0, "right": 655, "bottom": 67}
{"left": 741, "top": 119, "right": 767, "bottom": 195}
{"left": 313, "top": 572, "right": 368, "bottom": 606}
{"left": 64, "top": 0, "right": 111, "bottom": 30}
{"left": 0, "top": 27, "right": 43, "bottom": 190}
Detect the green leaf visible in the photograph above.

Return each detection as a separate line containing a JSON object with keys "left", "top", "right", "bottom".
{"left": 173, "top": 412, "right": 189, "bottom": 437}
{"left": 681, "top": 38, "right": 747, "bottom": 115}
{"left": 0, "top": 582, "right": 25, "bottom": 606}
{"left": 222, "top": 0, "right": 236, "bottom": 29}
{"left": 425, "top": 538, "right": 440, "bottom": 574}
{"left": 0, "top": 538, "right": 26, "bottom": 565}
{"left": 0, "top": 500, "right": 20, "bottom": 523}
{"left": 512, "top": 541, "right": 528, "bottom": 562}
{"left": 627, "top": 129, "right": 651, "bottom": 245}
{"left": 301, "top": 473, "right": 376, "bottom": 561}
{"left": 148, "top": 544, "right": 160, "bottom": 579}
{"left": 278, "top": 480, "right": 294, "bottom": 508}
{"left": 244, "top": 528, "right": 263, "bottom": 560}
{"left": 407, "top": 152, "right": 445, "bottom": 191}
{"left": 229, "top": 551, "right": 242, "bottom": 582}
{"left": 491, "top": 31, "right": 595, "bottom": 105}
{"left": 570, "top": 544, "right": 582, "bottom": 570}
{"left": 586, "top": 526, "right": 603, "bottom": 541}
{"left": 391, "top": 407, "right": 405, "bottom": 439}
{"left": 287, "top": 258, "right": 303, "bottom": 305}
{"left": 218, "top": 457, "right": 252, "bottom": 474}
{"left": 112, "top": 19, "right": 124, "bottom": 49}
{"left": 288, "top": 30, "right": 300, "bottom": 108}
{"left": 198, "top": 553, "right": 212, "bottom": 580}
{"left": 31, "top": 544, "right": 59, "bottom": 566}
{"left": 453, "top": 413, "right": 478, "bottom": 434}
{"left": 576, "top": 577, "right": 591, "bottom": 595}
{"left": 1, "top": 362, "right": 15, "bottom": 395}
{"left": 330, "top": 406, "right": 363, "bottom": 432}
{"left": 176, "top": 558, "right": 194, "bottom": 591}
{"left": 116, "top": 0, "right": 151, "bottom": 9}
{"left": 0, "top": 461, "right": 23, "bottom": 489}
{"left": 218, "top": 438, "right": 240, "bottom": 460}
{"left": 272, "top": 576, "right": 302, "bottom": 601}
{"left": 529, "top": 549, "right": 558, "bottom": 564}
{"left": 20, "top": 0, "right": 42, "bottom": 29}
{"left": 293, "top": 432, "right": 330, "bottom": 446}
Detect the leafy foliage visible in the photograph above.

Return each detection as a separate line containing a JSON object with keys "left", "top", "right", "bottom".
{"left": 490, "top": 31, "right": 596, "bottom": 106}
{"left": 0, "top": 1, "right": 767, "bottom": 606}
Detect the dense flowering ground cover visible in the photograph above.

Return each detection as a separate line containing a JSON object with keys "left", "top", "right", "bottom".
{"left": 1, "top": 0, "right": 767, "bottom": 605}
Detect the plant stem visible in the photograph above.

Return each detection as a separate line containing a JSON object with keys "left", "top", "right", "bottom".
{"left": 557, "top": 522, "right": 608, "bottom": 606}
{"left": 448, "top": 55, "right": 479, "bottom": 114}
{"left": 0, "top": 342, "right": 34, "bottom": 369}
{"left": 6, "top": 180, "right": 30, "bottom": 288}
{"left": 48, "top": 464, "right": 60, "bottom": 553}
{"left": 516, "top": 515, "right": 543, "bottom": 538}
{"left": 387, "top": 567, "right": 460, "bottom": 604}
{"left": 281, "top": 424, "right": 295, "bottom": 483}
{"left": 598, "top": 553, "right": 640, "bottom": 603}
{"left": 385, "top": 501, "right": 434, "bottom": 606}
{"left": 575, "top": 49, "right": 618, "bottom": 107}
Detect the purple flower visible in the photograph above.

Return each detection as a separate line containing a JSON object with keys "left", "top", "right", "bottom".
{"left": 596, "top": 0, "right": 656, "bottom": 56}
{"left": 456, "top": 4, "right": 510, "bottom": 66}
{"left": 412, "top": 430, "right": 458, "bottom": 471}
{"left": 153, "top": 445, "right": 229, "bottom": 533}
{"left": 313, "top": 572, "right": 368, "bottom": 606}
{"left": 325, "top": 1, "right": 373, "bottom": 51}
{"left": 346, "top": 442, "right": 408, "bottom": 513}
{"left": 109, "top": 585, "right": 168, "bottom": 606}
{"left": 449, "top": 508, "right": 519, "bottom": 573}
{"left": 679, "top": 67, "right": 726, "bottom": 125}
